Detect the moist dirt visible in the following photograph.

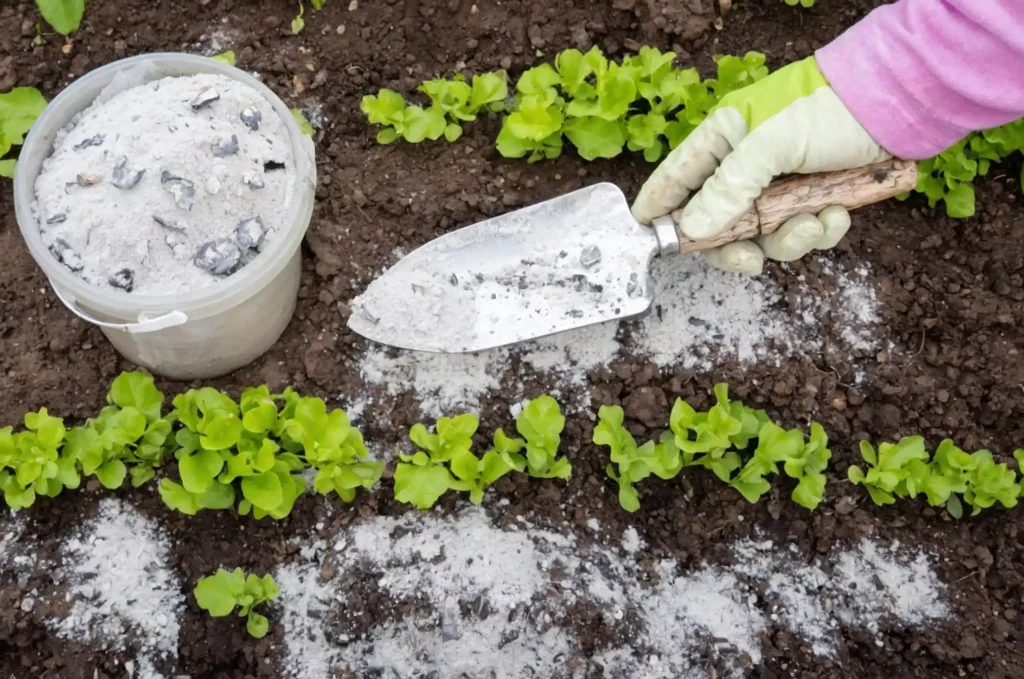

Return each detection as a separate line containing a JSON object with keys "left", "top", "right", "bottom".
{"left": 2, "top": 0, "right": 1024, "bottom": 677}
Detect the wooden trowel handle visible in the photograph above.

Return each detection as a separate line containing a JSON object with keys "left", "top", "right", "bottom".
{"left": 675, "top": 158, "right": 918, "bottom": 254}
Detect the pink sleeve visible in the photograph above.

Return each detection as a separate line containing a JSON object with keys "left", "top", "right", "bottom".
{"left": 815, "top": 0, "right": 1024, "bottom": 160}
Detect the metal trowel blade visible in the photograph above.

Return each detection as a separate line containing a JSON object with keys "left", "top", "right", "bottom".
{"left": 347, "top": 183, "right": 660, "bottom": 353}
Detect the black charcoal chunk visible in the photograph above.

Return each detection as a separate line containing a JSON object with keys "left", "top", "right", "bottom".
{"left": 49, "top": 239, "right": 83, "bottom": 272}
{"left": 235, "top": 216, "right": 267, "bottom": 250}
{"left": 242, "top": 172, "right": 265, "bottom": 190}
{"left": 240, "top": 106, "right": 262, "bottom": 131}
{"left": 264, "top": 160, "right": 286, "bottom": 172}
{"left": 112, "top": 156, "right": 146, "bottom": 190}
{"left": 46, "top": 214, "right": 67, "bottom": 225}
{"left": 108, "top": 269, "right": 135, "bottom": 292}
{"left": 194, "top": 238, "right": 241, "bottom": 275}
{"left": 626, "top": 272, "right": 640, "bottom": 297}
{"left": 153, "top": 215, "right": 187, "bottom": 233}
{"left": 213, "top": 134, "right": 239, "bottom": 157}
{"left": 73, "top": 134, "right": 104, "bottom": 150}
{"left": 190, "top": 88, "right": 220, "bottom": 110}
{"left": 160, "top": 171, "right": 196, "bottom": 210}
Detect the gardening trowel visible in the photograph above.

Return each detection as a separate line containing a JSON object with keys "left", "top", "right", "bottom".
{"left": 348, "top": 159, "right": 917, "bottom": 353}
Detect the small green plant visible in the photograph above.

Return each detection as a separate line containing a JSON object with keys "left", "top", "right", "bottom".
{"left": 394, "top": 395, "right": 570, "bottom": 509}
{"left": 159, "top": 387, "right": 380, "bottom": 519}
{"left": 849, "top": 437, "right": 1021, "bottom": 518}
{"left": 211, "top": 51, "right": 236, "bottom": 66}
{"left": 395, "top": 413, "right": 481, "bottom": 509}
{"left": 35, "top": 0, "right": 85, "bottom": 36}
{"left": 364, "top": 46, "right": 769, "bottom": 163}
{"left": 899, "top": 118, "right": 1024, "bottom": 217}
{"left": 282, "top": 394, "right": 384, "bottom": 502}
{"left": 291, "top": 108, "right": 315, "bottom": 137}
{"left": 0, "top": 87, "right": 48, "bottom": 178}
{"left": 291, "top": 1, "right": 305, "bottom": 34}
{"left": 596, "top": 405, "right": 681, "bottom": 512}
{"left": 783, "top": 0, "right": 815, "bottom": 7}
{"left": 194, "top": 568, "right": 280, "bottom": 639}
{"left": 596, "top": 384, "right": 831, "bottom": 511}
{"left": 64, "top": 372, "right": 173, "bottom": 489}
{"left": 0, "top": 408, "right": 76, "bottom": 508}
{"left": 502, "top": 395, "right": 572, "bottom": 479}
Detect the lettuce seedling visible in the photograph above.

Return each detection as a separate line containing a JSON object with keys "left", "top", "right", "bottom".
{"left": 0, "top": 408, "right": 76, "bottom": 508}
{"left": 394, "top": 413, "right": 479, "bottom": 509}
{"left": 963, "top": 450, "right": 1019, "bottom": 516}
{"left": 419, "top": 73, "right": 508, "bottom": 141}
{"left": 448, "top": 447, "right": 516, "bottom": 505}
{"left": 783, "top": 422, "right": 831, "bottom": 510}
{"left": 513, "top": 396, "right": 572, "bottom": 479}
{"left": 282, "top": 395, "right": 382, "bottom": 503}
{"left": 65, "top": 372, "right": 172, "bottom": 489}
{"left": 360, "top": 89, "right": 446, "bottom": 144}
{"left": 497, "top": 95, "right": 565, "bottom": 162}
{"left": 554, "top": 46, "right": 606, "bottom": 101}
{"left": 194, "top": 568, "right": 280, "bottom": 639}
{"left": 848, "top": 436, "right": 929, "bottom": 506}
{"left": 595, "top": 405, "right": 680, "bottom": 512}
{"left": 161, "top": 387, "right": 312, "bottom": 520}
{"left": 729, "top": 421, "right": 806, "bottom": 504}
{"left": 35, "top": 0, "right": 85, "bottom": 36}
{"left": 0, "top": 86, "right": 48, "bottom": 178}
{"left": 709, "top": 52, "right": 769, "bottom": 98}
{"left": 669, "top": 384, "right": 766, "bottom": 481}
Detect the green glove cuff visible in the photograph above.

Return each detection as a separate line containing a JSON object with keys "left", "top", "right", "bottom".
{"left": 715, "top": 56, "right": 830, "bottom": 131}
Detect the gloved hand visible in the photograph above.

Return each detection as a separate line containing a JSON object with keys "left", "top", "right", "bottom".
{"left": 631, "top": 56, "right": 891, "bottom": 274}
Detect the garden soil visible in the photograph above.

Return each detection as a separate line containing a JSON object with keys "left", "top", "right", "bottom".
{"left": 2, "top": 0, "right": 1024, "bottom": 677}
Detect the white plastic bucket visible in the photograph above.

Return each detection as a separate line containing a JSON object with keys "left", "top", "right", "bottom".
{"left": 13, "top": 53, "right": 316, "bottom": 380}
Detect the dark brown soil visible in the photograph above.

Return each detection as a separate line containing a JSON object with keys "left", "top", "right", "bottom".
{"left": 2, "top": 0, "right": 1024, "bottom": 677}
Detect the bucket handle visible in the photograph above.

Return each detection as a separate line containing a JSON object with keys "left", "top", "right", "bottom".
{"left": 51, "top": 286, "right": 189, "bottom": 334}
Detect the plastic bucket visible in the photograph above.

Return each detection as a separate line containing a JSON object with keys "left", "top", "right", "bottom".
{"left": 13, "top": 53, "right": 316, "bottom": 380}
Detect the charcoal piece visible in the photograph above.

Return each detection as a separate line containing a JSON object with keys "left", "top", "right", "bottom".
{"left": 46, "top": 214, "right": 67, "bottom": 225}
{"left": 112, "top": 157, "right": 145, "bottom": 190}
{"left": 190, "top": 87, "right": 220, "bottom": 110}
{"left": 160, "top": 171, "right": 196, "bottom": 210}
{"left": 626, "top": 272, "right": 640, "bottom": 297}
{"left": 108, "top": 269, "right": 135, "bottom": 292}
{"left": 264, "top": 160, "right": 286, "bottom": 172}
{"left": 73, "top": 134, "right": 104, "bottom": 150}
{"left": 240, "top": 106, "right": 262, "bottom": 131}
{"left": 194, "top": 238, "right": 241, "bottom": 275}
{"left": 213, "top": 134, "right": 239, "bottom": 157}
{"left": 153, "top": 215, "right": 187, "bottom": 233}
{"left": 49, "top": 239, "right": 83, "bottom": 272}
{"left": 242, "top": 172, "right": 265, "bottom": 190}
{"left": 235, "top": 216, "right": 267, "bottom": 250}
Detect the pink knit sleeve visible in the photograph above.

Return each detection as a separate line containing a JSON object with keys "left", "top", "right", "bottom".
{"left": 815, "top": 0, "right": 1024, "bottom": 160}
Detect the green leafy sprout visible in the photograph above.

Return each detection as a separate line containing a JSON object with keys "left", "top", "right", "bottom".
{"left": 159, "top": 386, "right": 381, "bottom": 519}
{"left": 394, "top": 395, "right": 572, "bottom": 510}
{"left": 596, "top": 384, "right": 830, "bottom": 512}
{"left": 362, "top": 46, "right": 768, "bottom": 163}
{"left": 362, "top": 45, "right": 1022, "bottom": 216}
{"left": 194, "top": 568, "right": 280, "bottom": 639}
{"left": 0, "top": 87, "right": 48, "bottom": 178}
{"left": 850, "top": 437, "right": 1020, "bottom": 518}
{"left": 35, "top": 0, "right": 85, "bottom": 36}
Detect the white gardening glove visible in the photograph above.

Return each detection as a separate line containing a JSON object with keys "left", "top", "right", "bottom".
{"left": 632, "top": 56, "right": 890, "bottom": 274}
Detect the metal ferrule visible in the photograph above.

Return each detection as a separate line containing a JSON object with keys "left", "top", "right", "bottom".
{"left": 651, "top": 215, "right": 680, "bottom": 256}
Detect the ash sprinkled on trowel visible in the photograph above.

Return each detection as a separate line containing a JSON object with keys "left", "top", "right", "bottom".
{"left": 33, "top": 73, "right": 295, "bottom": 295}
